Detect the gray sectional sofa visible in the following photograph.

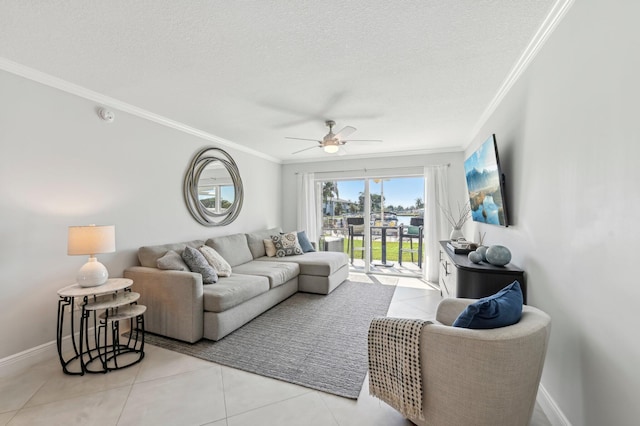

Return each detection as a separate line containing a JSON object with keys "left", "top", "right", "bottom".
{"left": 123, "top": 227, "right": 349, "bottom": 343}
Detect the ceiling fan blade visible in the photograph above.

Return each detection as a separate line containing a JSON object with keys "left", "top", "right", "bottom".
{"left": 285, "top": 137, "right": 322, "bottom": 142}
{"left": 291, "top": 145, "right": 320, "bottom": 155}
{"left": 336, "top": 113, "right": 382, "bottom": 121}
{"left": 274, "top": 117, "right": 318, "bottom": 128}
{"left": 261, "top": 91, "right": 350, "bottom": 128}
{"left": 343, "top": 139, "right": 383, "bottom": 143}
{"left": 334, "top": 125, "right": 357, "bottom": 140}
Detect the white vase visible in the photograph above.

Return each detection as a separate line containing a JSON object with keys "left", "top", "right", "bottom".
{"left": 450, "top": 227, "right": 464, "bottom": 241}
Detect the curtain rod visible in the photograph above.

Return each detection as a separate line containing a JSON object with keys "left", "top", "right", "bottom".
{"left": 294, "top": 163, "right": 450, "bottom": 175}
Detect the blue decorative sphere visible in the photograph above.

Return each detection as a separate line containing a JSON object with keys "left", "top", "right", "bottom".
{"left": 486, "top": 245, "right": 512, "bottom": 266}
{"left": 468, "top": 251, "right": 482, "bottom": 264}
{"left": 476, "top": 246, "right": 488, "bottom": 262}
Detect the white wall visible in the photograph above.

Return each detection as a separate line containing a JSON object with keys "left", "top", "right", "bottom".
{"left": 0, "top": 70, "right": 281, "bottom": 359}
{"left": 464, "top": 1, "right": 640, "bottom": 424}
{"left": 281, "top": 152, "right": 466, "bottom": 232}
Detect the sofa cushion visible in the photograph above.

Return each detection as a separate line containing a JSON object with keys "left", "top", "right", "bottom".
{"left": 203, "top": 274, "right": 270, "bottom": 313}
{"left": 271, "top": 232, "right": 304, "bottom": 257}
{"left": 156, "top": 250, "right": 190, "bottom": 271}
{"left": 138, "top": 240, "right": 205, "bottom": 268}
{"left": 233, "top": 260, "right": 299, "bottom": 289}
{"left": 199, "top": 245, "right": 232, "bottom": 277}
{"left": 206, "top": 233, "right": 253, "bottom": 267}
{"left": 181, "top": 246, "right": 218, "bottom": 284}
{"left": 245, "top": 227, "right": 282, "bottom": 259}
{"left": 453, "top": 281, "right": 524, "bottom": 329}
{"left": 256, "top": 251, "right": 348, "bottom": 277}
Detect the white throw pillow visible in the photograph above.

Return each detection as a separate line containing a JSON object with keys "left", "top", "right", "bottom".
{"left": 199, "top": 245, "right": 232, "bottom": 277}
{"left": 263, "top": 239, "right": 277, "bottom": 257}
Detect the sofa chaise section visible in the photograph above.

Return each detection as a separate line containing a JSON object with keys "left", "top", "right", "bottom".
{"left": 255, "top": 252, "right": 348, "bottom": 294}
{"left": 243, "top": 228, "right": 349, "bottom": 295}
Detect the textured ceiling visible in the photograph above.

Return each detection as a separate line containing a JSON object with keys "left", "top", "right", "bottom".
{"left": 0, "top": 1, "right": 557, "bottom": 162}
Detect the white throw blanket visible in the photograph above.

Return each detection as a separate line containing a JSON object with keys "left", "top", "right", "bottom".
{"left": 368, "top": 317, "right": 430, "bottom": 420}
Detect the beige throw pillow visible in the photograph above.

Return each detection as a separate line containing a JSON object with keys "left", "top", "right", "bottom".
{"left": 263, "top": 239, "right": 277, "bottom": 257}
{"left": 199, "top": 245, "right": 232, "bottom": 277}
{"left": 157, "top": 249, "right": 190, "bottom": 271}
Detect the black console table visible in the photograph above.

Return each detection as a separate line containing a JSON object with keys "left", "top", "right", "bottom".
{"left": 439, "top": 241, "right": 526, "bottom": 303}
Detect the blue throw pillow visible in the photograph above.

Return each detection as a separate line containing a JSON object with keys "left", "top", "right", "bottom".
{"left": 297, "top": 231, "right": 315, "bottom": 253}
{"left": 452, "top": 281, "right": 523, "bottom": 329}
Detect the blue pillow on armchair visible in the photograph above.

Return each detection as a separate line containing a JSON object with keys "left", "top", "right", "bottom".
{"left": 452, "top": 281, "right": 523, "bottom": 329}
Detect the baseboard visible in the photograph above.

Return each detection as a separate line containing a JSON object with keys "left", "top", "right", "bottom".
{"left": 0, "top": 340, "right": 57, "bottom": 378}
{"left": 537, "top": 383, "right": 572, "bottom": 426}
{"left": 0, "top": 324, "right": 128, "bottom": 378}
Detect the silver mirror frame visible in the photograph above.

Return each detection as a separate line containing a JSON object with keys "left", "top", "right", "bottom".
{"left": 184, "top": 147, "right": 244, "bottom": 226}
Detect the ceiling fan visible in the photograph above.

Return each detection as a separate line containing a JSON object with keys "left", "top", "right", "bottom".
{"left": 287, "top": 120, "right": 382, "bottom": 154}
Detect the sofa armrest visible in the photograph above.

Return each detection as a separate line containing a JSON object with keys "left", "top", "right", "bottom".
{"left": 435, "top": 297, "right": 475, "bottom": 325}
{"left": 124, "top": 266, "right": 204, "bottom": 343}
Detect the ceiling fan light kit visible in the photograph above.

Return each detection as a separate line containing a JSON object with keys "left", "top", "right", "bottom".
{"left": 286, "top": 120, "right": 382, "bottom": 155}
{"left": 323, "top": 143, "right": 340, "bottom": 154}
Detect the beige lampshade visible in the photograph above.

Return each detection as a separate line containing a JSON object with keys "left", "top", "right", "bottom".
{"left": 67, "top": 225, "right": 116, "bottom": 255}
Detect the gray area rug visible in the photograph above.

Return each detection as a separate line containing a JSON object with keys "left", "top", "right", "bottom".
{"left": 140, "top": 277, "right": 397, "bottom": 399}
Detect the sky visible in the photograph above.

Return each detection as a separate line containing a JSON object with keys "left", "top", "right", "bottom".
{"left": 334, "top": 177, "right": 424, "bottom": 208}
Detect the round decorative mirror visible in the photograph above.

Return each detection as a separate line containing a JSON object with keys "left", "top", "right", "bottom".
{"left": 184, "top": 147, "right": 244, "bottom": 226}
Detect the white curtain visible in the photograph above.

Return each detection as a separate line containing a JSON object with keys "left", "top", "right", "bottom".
{"left": 296, "top": 172, "right": 319, "bottom": 245}
{"left": 424, "top": 165, "right": 450, "bottom": 283}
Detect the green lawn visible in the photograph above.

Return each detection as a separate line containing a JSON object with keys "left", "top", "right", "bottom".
{"left": 341, "top": 239, "right": 422, "bottom": 263}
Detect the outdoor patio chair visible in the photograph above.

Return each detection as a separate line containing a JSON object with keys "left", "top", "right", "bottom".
{"left": 398, "top": 217, "right": 423, "bottom": 268}
{"left": 346, "top": 217, "right": 365, "bottom": 264}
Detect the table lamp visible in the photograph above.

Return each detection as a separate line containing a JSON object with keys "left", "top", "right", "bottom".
{"left": 67, "top": 224, "right": 116, "bottom": 287}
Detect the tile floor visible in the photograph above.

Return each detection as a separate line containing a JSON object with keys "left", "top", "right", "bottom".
{"left": 0, "top": 273, "right": 551, "bottom": 425}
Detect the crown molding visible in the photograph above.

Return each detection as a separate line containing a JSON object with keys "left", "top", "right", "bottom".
{"left": 1, "top": 0, "right": 574, "bottom": 164}
{"left": 281, "top": 145, "right": 464, "bottom": 165}
{"left": 0, "top": 57, "right": 282, "bottom": 164}
{"left": 467, "top": 0, "right": 575, "bottom": 149}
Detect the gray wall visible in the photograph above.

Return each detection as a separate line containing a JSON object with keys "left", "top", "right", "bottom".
{"left": 463, "top": 1, "right": 640, "bottom": 424}
{"left": 0, "top": 70, "right": 282, "bottom": 359}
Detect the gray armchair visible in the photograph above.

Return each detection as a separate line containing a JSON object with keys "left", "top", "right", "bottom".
{"left": 369, "top": 298, "right": 551, "bottom": 426}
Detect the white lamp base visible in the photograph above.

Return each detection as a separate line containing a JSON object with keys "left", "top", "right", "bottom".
{"left": 77, "top": 257, "right": 109, "bottom": 287}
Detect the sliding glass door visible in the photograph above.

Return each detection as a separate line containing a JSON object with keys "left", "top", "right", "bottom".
{"left": 369, "top": 177, "right": 424, "bottom": 273}
{"left": 318, "top": 176, "right": 424, "bottom": 276}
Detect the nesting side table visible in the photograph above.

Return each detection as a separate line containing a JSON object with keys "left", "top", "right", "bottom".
{"left": 56, "top": 278, "right": 146, "bottom": 375}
